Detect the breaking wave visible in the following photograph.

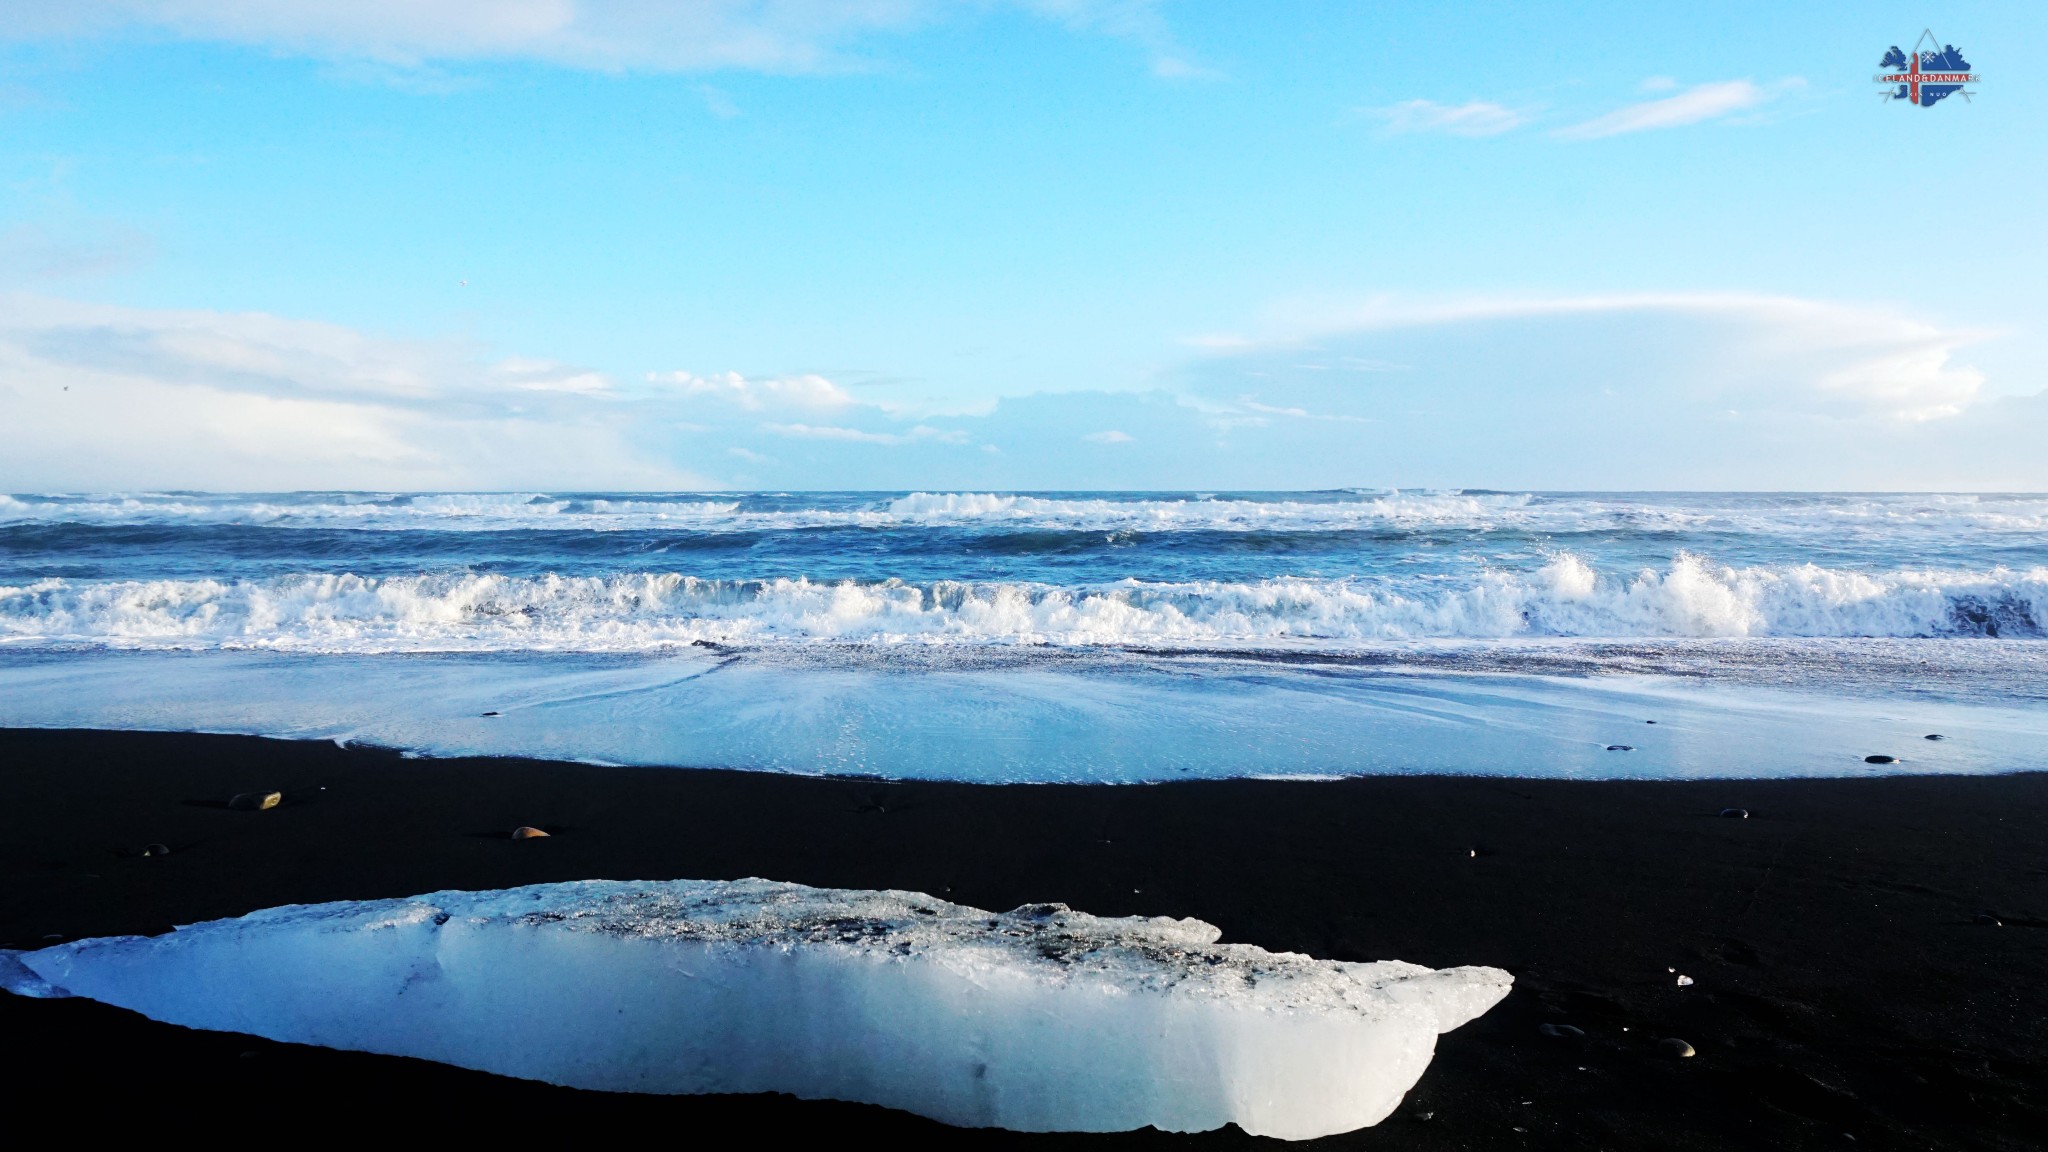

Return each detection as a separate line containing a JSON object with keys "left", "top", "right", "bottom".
{"left": 7, "top": 490, "right": 2045, "bottom": 536}
{"left": 4, "top": 555, "right": 2041, "bottom": 654}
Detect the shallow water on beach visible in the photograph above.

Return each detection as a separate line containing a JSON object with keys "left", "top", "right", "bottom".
{"left": 3, "top": 491, "right": 2044, "bottom": 780}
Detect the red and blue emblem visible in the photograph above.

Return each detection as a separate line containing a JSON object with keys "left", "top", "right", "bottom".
{"left": 1877, "top": 30, "right": 1977, "bottom": 107}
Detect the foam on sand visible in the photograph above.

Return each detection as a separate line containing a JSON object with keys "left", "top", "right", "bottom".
{"left": 2, "top": 878, "right": 1509, "bottom": 1139}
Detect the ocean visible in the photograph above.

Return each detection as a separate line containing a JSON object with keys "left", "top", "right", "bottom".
{"left": 2, "top": 490, "right": 2044, "bottom": 781}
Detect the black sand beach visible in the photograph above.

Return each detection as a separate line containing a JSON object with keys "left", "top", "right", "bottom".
{"left": 2, "top": 727, "right": 2042, "bottom": 1148}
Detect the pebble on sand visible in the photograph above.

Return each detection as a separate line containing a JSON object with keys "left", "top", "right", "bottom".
{"left": 1718, "top": 807, "right": 1750, "bottom": 819}
{"left": 1864, "top": 755, "right": 1898, "bottom": 764}
{"left": 1675, "top": 974, "right": 1695, "bottom": 986}
{"left": 510, "top": 826, "right": 551, "bottom": 840}
{"left": 228, "top": 791, "right": 282, "bottom": 811}
{"left": 481, "top": 711, "right": 501, "bottom": 717}
{"left": 1924, "top": 734, "right": 1945, "bottom": 741}
{"left": 1538, "top": 1023, "right": 1585, "bottom": 1039}
{"left": 1659, "top": 1038, "right": 1696, "bottom": 1058}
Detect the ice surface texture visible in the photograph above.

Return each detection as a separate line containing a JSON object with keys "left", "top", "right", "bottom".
{"left": 6, "top": 879, "right": 1509, "bottom": 1139}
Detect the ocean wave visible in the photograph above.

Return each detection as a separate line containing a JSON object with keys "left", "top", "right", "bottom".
{"left": 0, "top": 490, "right": 1539, "bottom": 533}
{"left": 3, "top": 555, "right": 2041, "bottom": 654}
{"left": 5, "top": 490, "right": 2046, "bottom": 538}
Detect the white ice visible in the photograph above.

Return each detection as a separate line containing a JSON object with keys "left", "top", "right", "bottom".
{"left": 5, "top": 879, "right": 1509, "bottom": 1140}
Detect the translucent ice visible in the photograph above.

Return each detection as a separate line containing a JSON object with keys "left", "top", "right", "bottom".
{"left": 4, "top": 879, "right": 1509, "bottom": 1139}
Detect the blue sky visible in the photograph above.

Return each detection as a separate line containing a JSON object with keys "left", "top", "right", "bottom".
{"left": 1, "top": 1, "right": 2042, "bottom": 490}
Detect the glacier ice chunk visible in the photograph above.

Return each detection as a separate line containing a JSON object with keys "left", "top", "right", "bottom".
{"left": 8, "top": 879, "right": 1509, "bottom": 1139}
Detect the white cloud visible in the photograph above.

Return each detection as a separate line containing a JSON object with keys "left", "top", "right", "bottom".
{"left": 1369, "top": 99, "right": 1525, "bottom": 137}
{"left": 0, "top": 291, "right": 993, "bottom": 487}
{"left": 0, "top": 288, "right": 2028, "bottom": 492}
{"left": 3, "top": 0, "right": 1190, "bottom": 75}
{"left": 762, "top": 421, "right": 898, "bottom": 443}
{"left": 655, "top": 369, "right": 856, "bottom": 411}
{"left": 0, "top": 293, "right": 700, "bottom": 489}
{"left": 1152, "top": 291, "right": 2041, "bottom": 488}
{"left": 1246, "top": 293, "right": 1989, "bottom": 423}
{"left": 1555, "top": 79, "right": 1775, "bottom": 140}
{"left": 763, "top": 421, "right": 966, "bottom": 445}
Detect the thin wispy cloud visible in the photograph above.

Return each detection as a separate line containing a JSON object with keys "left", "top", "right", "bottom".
{"left": 1555, "top": 79, "right": 1779, "bottom": 140}
{"left": 1023, "top": 0, "right": 1215, "bottom": 80}
{"left": 0, "top": 223, "right": 156, "bottom": 284}
{"left": 696, "top": 84, "right": 741, "bottom": 119}
{"left": 1368, "top": 99, "right": 1526, "bottom": 138}
{"left": 2, "top": 0, "right": 1195, "bottom": 76}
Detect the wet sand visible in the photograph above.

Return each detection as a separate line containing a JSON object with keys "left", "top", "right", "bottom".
{"left": 2, "top": 728, "right": 2042, "bottom": 1147}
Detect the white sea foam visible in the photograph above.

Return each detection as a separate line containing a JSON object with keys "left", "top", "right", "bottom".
{"left": 2, "top": 556, "right": 2041, "bottom": 653}
{"left": 8, "top": 490, "right": 2045, "bottom": 536}
{"left": 4, "top": 879, "right": 1510, "bottom": 1139}
{"left": 0, "top": 490, "right": 1539, "bottom": 533}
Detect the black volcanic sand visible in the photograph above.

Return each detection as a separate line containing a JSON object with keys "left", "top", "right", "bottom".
{"left": 2, "top": 729, "right": 2043, "bottom": 1149}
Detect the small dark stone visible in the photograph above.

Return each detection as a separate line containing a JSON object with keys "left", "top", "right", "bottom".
{"left": 1975, "top": 913, "right": 2003, "bottom": 927}
{"left": 1659, "top": 1037, "right": 1696, "bottom": 1058}
{"left": 1864, "top": 755, "right": 1897, "bottom": 764}
{"left": 142, "top": 843, "right": 171, "bottom": 857}
{"left": 228, "top": 790, "right": 282, "bottom": 811}
{"left": 1606, "top": 745, "right": 1634, "bottom": 752}
{"left": 1924, "top": 734, "right": 1945, "bottom": 741}
{"left": 1538, "top": 1023, "right": 1585, "bottom": 1039}
{"left": 1719, "top": 807, "right": 1750, "bottom": 819}
{"left": 481, "top": 711, "right": 501, "bottom": 717}
{"left": 1645, "top": 720, "right": 1657, "bottom": 724}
